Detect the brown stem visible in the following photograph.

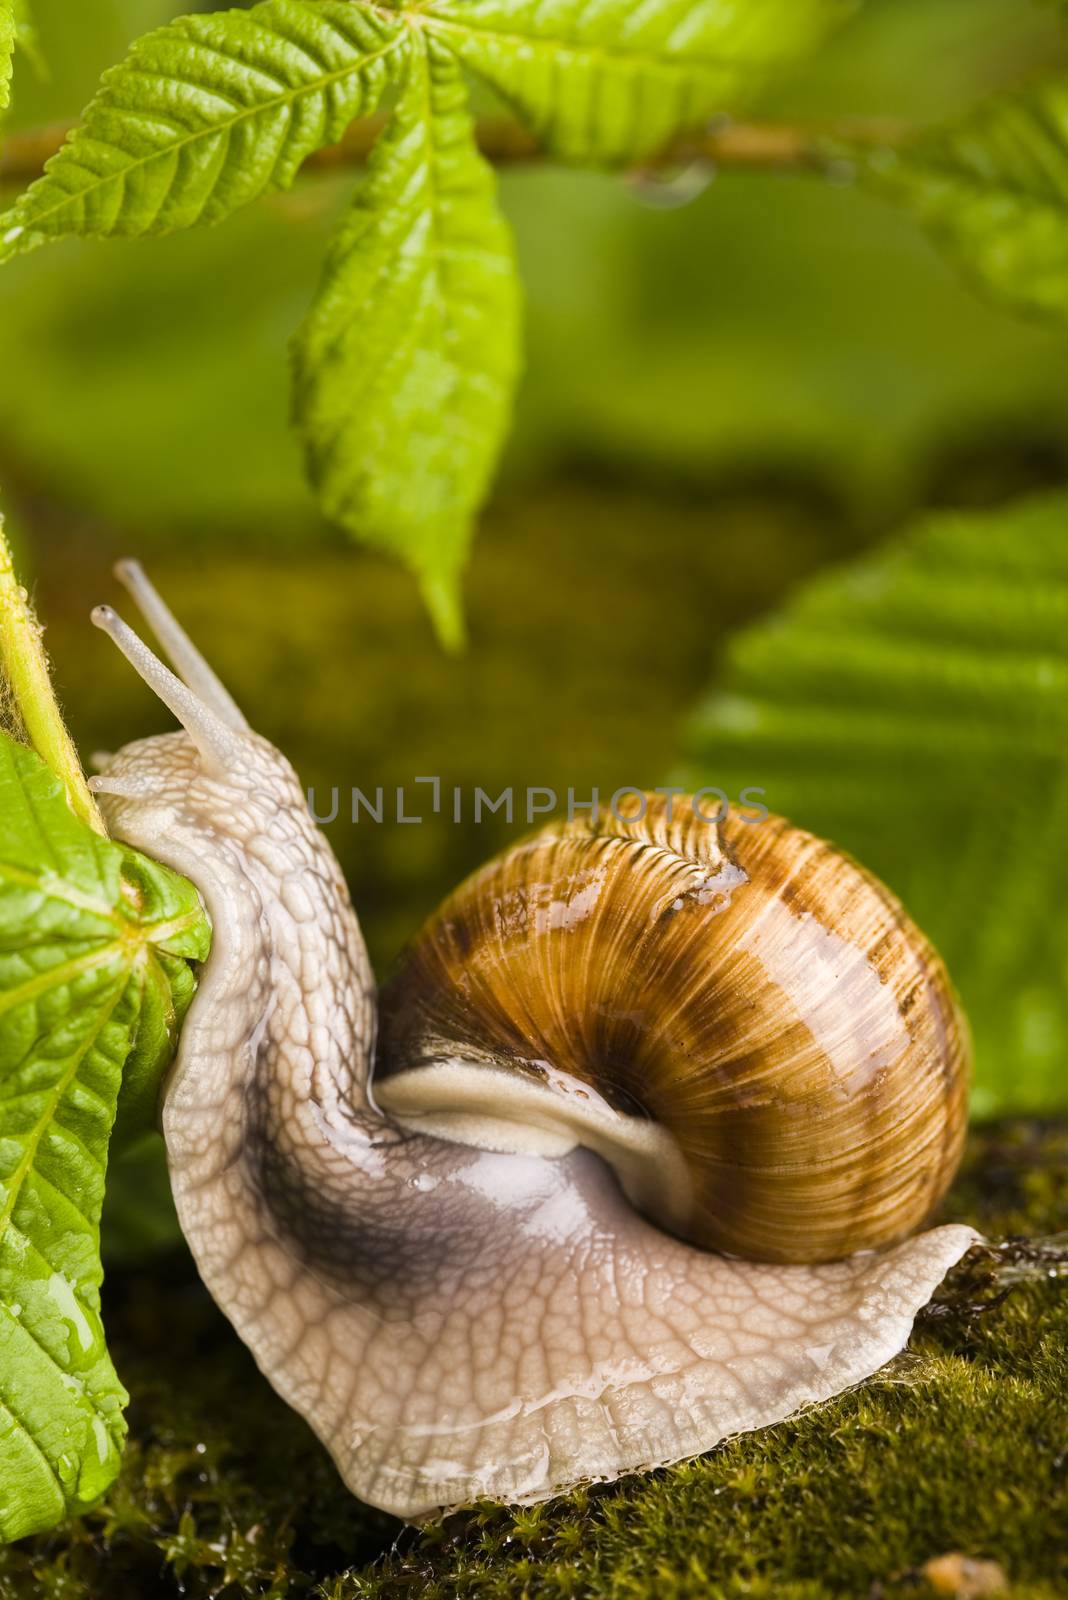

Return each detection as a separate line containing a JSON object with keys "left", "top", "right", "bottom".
{"left": 665, "top": 116, "right": 908, "bottom": 172}
{"left": 0, "top": 114, "right": 908, "bottom": 189}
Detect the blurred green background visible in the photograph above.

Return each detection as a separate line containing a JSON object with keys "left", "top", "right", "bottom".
{"left": 1, "top": 0, "right": 1065, "bottom": 990}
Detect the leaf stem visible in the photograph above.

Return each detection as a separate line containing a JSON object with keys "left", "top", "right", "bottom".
{"left": 0, "top": 113, "right": 910, "bottom": 188}
{"left": 0, "top": 515, "right": 107, "bottom": 834}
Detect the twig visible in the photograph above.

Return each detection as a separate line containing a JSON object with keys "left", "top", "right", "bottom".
{"left": 0, "top": 121, "right": 71, "bottom": 185}
{"left": 0, "top": 114, "right": 909, "bottom": 189}
{"left": 667, "top": 115, "right": 908, "bottom": 172}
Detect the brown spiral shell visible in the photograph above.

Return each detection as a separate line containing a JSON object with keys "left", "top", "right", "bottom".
{"left": 375, "top": 795, "right": 970, "bottom": 1265}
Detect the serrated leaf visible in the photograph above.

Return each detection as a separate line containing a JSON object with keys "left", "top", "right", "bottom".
{"left": 0, "top": 0, "right": 14, "bottom": 113}
{"left": 420, "top": 0, "right": 848, "bottom": 164}
{"left": 860, "top": 79, "right": 1068, "bottom": 321}
{"left": 0, "top": 0, "right": 407, "bottom": 262}
{"left": 292, "top": 36, "right": 521, "bottom": 647}
{"left": 677, "top": 492, "right": 1068, "bottom": 1118}
{"left": 0, "top": 730, "right": 210, "bottom": 1541}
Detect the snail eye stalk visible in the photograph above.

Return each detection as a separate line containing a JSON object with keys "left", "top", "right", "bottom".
{"left": 113, "top": 559, "right": 248, "bottom": 731}
{"left": 91, "top": 603, "right": 243, "bottom": 776}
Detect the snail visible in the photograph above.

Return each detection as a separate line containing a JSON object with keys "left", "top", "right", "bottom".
{"left": 88, "top": 563, "right": 978, "bottom": 1521}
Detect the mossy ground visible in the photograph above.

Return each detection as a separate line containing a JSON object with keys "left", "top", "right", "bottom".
{"left": 0, "top": 1121, "right": 1063, "bottom": 1600}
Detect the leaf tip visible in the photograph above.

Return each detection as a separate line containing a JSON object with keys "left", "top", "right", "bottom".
{"left": 419, "top": 569, "right": 467, "bottom": 654}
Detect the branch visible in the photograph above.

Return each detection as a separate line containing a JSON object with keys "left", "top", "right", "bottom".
{"left": 665, "top": 116, "right": 908, "bottom": 172}
{"left": 0, "top": 114, "right": 908, "bottom": 189}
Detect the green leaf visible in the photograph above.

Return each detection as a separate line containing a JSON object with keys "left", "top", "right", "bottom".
{"left": 677, "top": 491, "right": 1068, "bottom": 1119}
{"left": 420, "top": 0, "right": 848, "bottom": 163}
{"left": 861, "top": 78, "right": 1068, "bottom": 320}
{"left": 0, "top": 730, "right": 211, "bottom": 1541}
{"left": 292, "top": 37, "right": 521, "bottom": 648}
{"left": 0, "top": 0, "right": 14, "bottom": 113}
{"left": 0, "top": 0, "right": 407, "bottom": 262}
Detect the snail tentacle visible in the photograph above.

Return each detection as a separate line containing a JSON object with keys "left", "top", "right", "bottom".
{"left": 88, "top": 772, "right": 159, "bottom": 799}
{"left": 114, "top": 558, "right": 248, "bottom": 730}
{"left": 91, "top": 604, "right": 244, "bottom": 773}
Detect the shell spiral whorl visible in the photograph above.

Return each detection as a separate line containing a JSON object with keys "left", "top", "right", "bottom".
{"left": 376, "top": 794, "right": 970, "bottom": 1265}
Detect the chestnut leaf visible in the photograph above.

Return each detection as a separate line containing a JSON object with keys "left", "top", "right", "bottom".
{"left": 0, "top": 0, "right": 407, "bottom": 258}
{"left": 0, "top": 0, "right": 13, "bottom": 114}
{"left": 679, "top": 491, "right": 1068, "bottom": 1118}
{"left": 858, "top": 77, "right": 1068, "bottom": 321}
{"left": 422, "top": 0, "right": 852, "bottom": 165}
{"left": 292, "top": 39, "right": 521, "bottom": 650}
{"left": 0, "top": 0, "right": 846, "bottom": 643}
{"left": 0, "top": 731, "right": 211, "bottom": 1541}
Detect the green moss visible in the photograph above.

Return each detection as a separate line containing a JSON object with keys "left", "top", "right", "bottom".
{"left": 0, "top": 1122, "right": 1064, "bottom": 1599}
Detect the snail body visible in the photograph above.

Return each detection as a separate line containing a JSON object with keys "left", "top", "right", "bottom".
{"left": 89, "top": 568, "right": 977, "bottom": 1520}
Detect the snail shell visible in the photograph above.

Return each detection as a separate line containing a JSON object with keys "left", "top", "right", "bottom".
{"left": 375, "top": 797, "right": 970, "bottom": 1265}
